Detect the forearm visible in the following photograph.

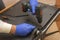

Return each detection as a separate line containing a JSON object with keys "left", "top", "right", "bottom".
{"left": 0, "top": 20, "right": 16, "bottom": 35}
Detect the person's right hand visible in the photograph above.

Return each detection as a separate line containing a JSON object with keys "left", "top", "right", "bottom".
{"left": 15, "top": 23, "right": 36, "bottom": 36}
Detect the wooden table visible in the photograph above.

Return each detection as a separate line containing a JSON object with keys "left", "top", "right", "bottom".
{"left": 56, "top": 0, "right": 60, "bottom": 31}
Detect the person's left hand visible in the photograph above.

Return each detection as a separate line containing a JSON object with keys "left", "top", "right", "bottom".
{"left": 30, "top": 0, "right": 38, "bottom": 14}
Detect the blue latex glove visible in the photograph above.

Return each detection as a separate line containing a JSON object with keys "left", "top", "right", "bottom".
{"left": 30, "top": 0, "right": 38, "bottom": 14}
{"left": 15, "top": 23, "right": 36, "bottom": 36}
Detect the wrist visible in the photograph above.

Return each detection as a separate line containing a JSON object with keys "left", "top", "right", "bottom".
{"left": 9, "top": 25, "right": 16, "bottom": 35}
{"left": 0, "top": 20, "right": 12, "bottom": 33}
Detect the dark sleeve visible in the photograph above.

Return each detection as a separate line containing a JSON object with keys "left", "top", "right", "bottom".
{"left": 0, "top": 0, "right": 5, "bottom": 11}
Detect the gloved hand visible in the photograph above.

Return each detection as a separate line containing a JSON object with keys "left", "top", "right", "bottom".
{"left": 15, "top": 23, "right": 36, "bottom": 36}
{"left": 30, "top": 0, "right": 38, "bottom": 14}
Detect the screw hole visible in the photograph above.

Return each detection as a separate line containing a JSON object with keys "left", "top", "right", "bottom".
{"left": 50, "top": 14, "right": 52, "bottom": 15}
